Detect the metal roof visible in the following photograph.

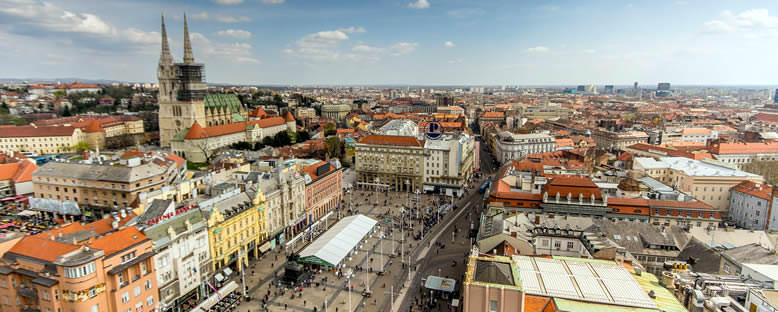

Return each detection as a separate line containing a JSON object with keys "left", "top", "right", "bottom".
{"left": 512, "top": 255, "right": 659, "bottom": 310}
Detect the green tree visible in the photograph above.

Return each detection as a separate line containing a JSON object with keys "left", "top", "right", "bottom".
{"left": 273, "top": 131, "right": 292, "bottom": 147}
{"left": 324, "top": 122, "right": 337, "bottom": 136}
{"left": 0, "top": 102, "right": 8, "bottom": 115}
{"left": 262, "top": 136, "right": 274, "bottom": 147}
{"left": 325, "top": 137, "right": 343, "bottom": 160}
{"left": 69, "top": 141, "right": 91, "bottom": 152}
{"left": 297, "top": 130, "right": 311, "bottom": 142}
{"left": 53, "top": 90, "right": 66, "bottom": 99}
{"left": 742, "top": 158, "right": 778, "bottom": 185}
{"left": 62, "top": 106, "right": 72, "bottom": 117}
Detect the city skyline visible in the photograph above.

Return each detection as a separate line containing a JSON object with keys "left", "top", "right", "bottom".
{"left": 2, "top": 0, "right": 778, "bottom": 85}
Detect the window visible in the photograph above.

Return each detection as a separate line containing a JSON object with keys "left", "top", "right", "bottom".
{"left": 146, "top": 296, "right": 154, "bottom": 307}
{"left": 121, "top": 251, "right": 137, "bottom": 264}
{"left": 723, "top": 264, "right": 730, "bottom": 274}
{"left": 145, "top": 279, "right": 152, "bottom": 290}
{"left": 121, "top": 292, "right": 130, "bottom": 304}
{"left": 91, "top": 304, "right": 99, "bottom": 312}
{"left": 141, "top": 261, "right": 147, "bottom": 275}
{"left": 65, "top": 262, "right": 95, "bottom": 279}
{"left": 134, "top": 286, "right": 141, "bottom": 297}
{"left": 88, "top": 287, "right": 97, "bottom": 298}
{"left": 554, "top": 241, "right": 561, "bottom": 249}
{"left": 489, "top": 300, "right": 498, "bottom": 312}
{"left": 567, "top": 242, "right": 574, "bottom": 249}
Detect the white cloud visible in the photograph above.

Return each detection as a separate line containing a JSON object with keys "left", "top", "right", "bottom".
{"left": 444, "top": 41, "right": 455, "bottom": 48}
{"left": 525, "top": 46, "right": 549, "bottom": 53}
{"left": 408, "top": 0, "right": 430, "bottom": 9}
{"left": 261, "top": 0, "right": 285, "bottom": 4}
{"left": 216, "top": 29, "right": 252, "bottom": 40}
{"left": 337, "top": 26, "right": 366, "bottom": 33}
{"left": 389, "top": 42, "right": 418, "bottom": 55}
{"left": 188, "top": 12, "right": 251, "bottom": 23}
{"left": 283, "top": 27, "right": 368, "bottom": 61}
{"left": 213, "top": 0, "right": 244, "bottom": 4}
{"left": 0, "top": 0, "right": 161, "bottom": 49}
{"left": 191, "top": 32, "right": 261, "bottom": 64}
{"left": 353, "top": 44, "right": 383, "bottom": 53}
{"left": 704, "top": 9, "right": 778, "bottom": 37}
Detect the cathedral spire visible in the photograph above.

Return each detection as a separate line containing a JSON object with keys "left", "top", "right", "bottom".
{"left": 159, "top": 14, "right": 173, "bottom": 65}
{"left": 183, "top": 12, "right": 195, "bottom": 64}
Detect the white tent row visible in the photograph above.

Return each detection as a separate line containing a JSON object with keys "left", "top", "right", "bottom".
{"left": 298, "top": 214, "right": 377, "bottom": 267}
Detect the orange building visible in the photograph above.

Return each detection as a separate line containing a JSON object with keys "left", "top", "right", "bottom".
{"left": 0, "top": 216, "right": 158, "bottom": 312}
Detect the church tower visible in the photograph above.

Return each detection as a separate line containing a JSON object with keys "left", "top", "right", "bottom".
{"left": 158, "top": 14, "right": 208, "bottom": 147}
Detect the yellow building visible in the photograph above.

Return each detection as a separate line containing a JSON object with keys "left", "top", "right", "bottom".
{"left": 0, "top": 125, "right": 84, "bottom": 154}
{"left": 204, "top": 187, "right": 267, "bottom": 271}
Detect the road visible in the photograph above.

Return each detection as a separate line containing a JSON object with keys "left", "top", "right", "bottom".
{"left": 390, "top": 139, "right": 498, "bottom": 312}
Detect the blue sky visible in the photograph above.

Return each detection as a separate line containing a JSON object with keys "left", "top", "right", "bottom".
{"left": 1, "top": 0, "right": 778, "bottom": 85}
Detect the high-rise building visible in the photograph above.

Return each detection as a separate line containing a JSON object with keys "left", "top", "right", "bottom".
{"left": 604, "top": 85, "right": 614, "bottom": 94}
{"left": 773, "top": 89, "right": 778, "bottom": 104}
{"left": 576, "top": 85, "right": 586, "bottom": 92}
{"left": 633, "top": 81, "right": 638, "bottom": 91}
{"left": 657, "top": 82, "right": 671, "bottom": 90}
{"left": 157, "top": 15, "right": 247, "bottom": 147}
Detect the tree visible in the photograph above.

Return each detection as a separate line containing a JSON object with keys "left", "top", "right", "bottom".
{"left": 297, "top": 130, "right": 311, "bottom": 143}
{"left": 53, "top": 90, "right": 66, "bottom": 99}
{"left": 230, "top": 141, "right": 252, "bottom": 150}
{"left": 325, "top": 137, "right": 343, "bottom": 160}
{"left": 193, "top": 138, "right": 217, "bottom": 163}
{"left": 742, "top": 158, "right": 778, "bottom": 185}
{"left": 261, "top": 136, "right": 274, "bottom": 147}
{"left": 273, "top": 131, "right": 292, "bottom": 147}
{"left": 324, "top": 123, "right": 337, "bottom": 137}
{"left": 69, "top": 141, "right": 91, "bottom": 153}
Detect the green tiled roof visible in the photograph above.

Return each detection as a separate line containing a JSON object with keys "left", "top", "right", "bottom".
{"left": 172, "top": 127, "right": 190, "bottom": 142}
{"left": 205, "top": 94, "right": 243, "bottom": 113}
{"left": 232, "top": 113, "right": 245, "bottom": 122}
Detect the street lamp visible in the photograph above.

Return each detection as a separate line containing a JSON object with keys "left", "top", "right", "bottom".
{"left": 239, "top": 249, "right": 247, "bottom": 297}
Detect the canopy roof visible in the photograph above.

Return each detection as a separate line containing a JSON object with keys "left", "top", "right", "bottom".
{"left": 299, "top": 214, "right": 377, "bottom": 267}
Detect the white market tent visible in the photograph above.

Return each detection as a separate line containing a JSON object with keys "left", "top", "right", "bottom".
{"left": 298, "top": 214, "right": 377, "bottom": 267}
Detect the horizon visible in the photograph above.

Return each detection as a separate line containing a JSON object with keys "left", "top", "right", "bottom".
{"left": 2, "top": 0, "right": 778, "bottom": 85}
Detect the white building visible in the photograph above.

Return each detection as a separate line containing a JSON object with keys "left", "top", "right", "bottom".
{"left": 251, "top": 162, "right": 306, "bottom": 249}
{"left": 138, "top": 200, "right": 211, "bottom": 312}
{"left": 422, "top": 134, "right": 475, "bottom": 197}
{"left": 680, "top": 127, "right": 718, "bottom": 144}
{"left": 493, "top": 131, "right": 555, "bottom": 164}
{"left": 729, "top": 181, "right": 776, "bottom": 231}
{"left": 378, "top": 119, "right": 418, "bottom": 137}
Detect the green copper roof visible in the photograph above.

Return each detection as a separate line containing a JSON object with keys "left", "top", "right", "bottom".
{"left": 205, "top": 93, "right": 243, "bottom": 113}
{"left": 232, "top": 113, "right": 245, "bottom": 122}
{"left": 172, "top": 127, "right": 190, "bottom": 142}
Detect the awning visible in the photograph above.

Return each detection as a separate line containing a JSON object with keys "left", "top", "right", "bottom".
{"left": 423, "top": 185, "right": 435, "bottom": 191}
{"left": 17, "top": 210, "right": 37, "bottom": 217}
{"left": 259, "top": 241, "right": 272, "bottom": 253}
{"left": 191, "top": 281, "right": 239, "bottom": 311}
{"left": 424, "top": 276, "right": 456, "bottom": 293}
{"left": 298, "top": 214, "right": 377, "bottom": 267}
{"left": 214, "top": 273, "right": 225, "bottom": 282}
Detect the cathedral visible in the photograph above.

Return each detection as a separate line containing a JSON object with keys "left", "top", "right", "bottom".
{"left": 157, "top": 14, "right": 247, "bottom": 147}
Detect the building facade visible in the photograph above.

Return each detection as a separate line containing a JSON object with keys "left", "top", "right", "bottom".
{"left": 253, "top": 165, "right": 306, "bottom": 249}
{"left": 355, "top": 135, "right": 424, "bottom": 192}
{"left": 300, "top": 160, "right": 343, "bottom": 226}
{"left": 493, "top": 132, "right": 555, "bottom": 164}
{"left": 138, "top": 201, "right": 211, "bottom": 312}
{"left": 0, "top": 126, "right": 85, "bottom": 155}
{"left": 201, "top": 187, "right": 265, "bottom": 272}
{"left": 31, "top": 154, "right": 186, "bottom": 214}
{"left": 729, "top": 181, "right": 775, "bottom": 231}
{"left": 422, "top": 134, "right": 475, "bottom": 197}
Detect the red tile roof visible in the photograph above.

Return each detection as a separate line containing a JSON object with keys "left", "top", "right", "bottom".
{"left": 358, "top": 135, "right": 423, "bottom": 147}
{"left": 711, "top": 142, "right": 778, "bottom": 155}
{"left": 0, "top": 160, "right": 37, "bottom": 183}
{"left": 84, "top": 119, "right": 103, "bottom": 133}
{"left": 284, "top": 111, "right": 295, "bottom": 122}
{"left": 88, "top": 226, "right": 148, "bottom": 257}
{"left": 0, "top": 125, "right": 78, "bottom": 137}
{"left": 8, "top": 236, "right": 79, "bottom": 262}
{"left": 250, "top": 116, "right": 286, "bottom": 129}
{"left": 165, "top": 153, "right": 186, "bottom": 168}
{"left": 300, "top": 160, "right": 337, "bottom": 182}
{"left": 730, "top": 180, "right": 773, "bottom": 201}
{"left": 753, "top": 113, "right": 778, "bottom": 123}
{"left": 185, "top": 122, "right": 207, "bottom": 139}
{"left": 481, "top": 111, "right": 505, "bottom": 118}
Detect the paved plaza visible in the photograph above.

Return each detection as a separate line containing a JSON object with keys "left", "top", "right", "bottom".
{"left": 231, "top": 186, "right": 472, "bottom": 312}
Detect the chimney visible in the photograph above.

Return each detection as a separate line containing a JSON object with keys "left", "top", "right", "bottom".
{"left": 535, "top": 215, "right": 540, "bottom": 224}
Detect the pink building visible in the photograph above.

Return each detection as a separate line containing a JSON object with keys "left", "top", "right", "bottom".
{"left": 301, "top": 160, "right": 343, "bottom": 225}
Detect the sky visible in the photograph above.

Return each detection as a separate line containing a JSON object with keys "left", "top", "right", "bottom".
{"left": 1, "top": 0, "right": 778, "bottom": 86}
